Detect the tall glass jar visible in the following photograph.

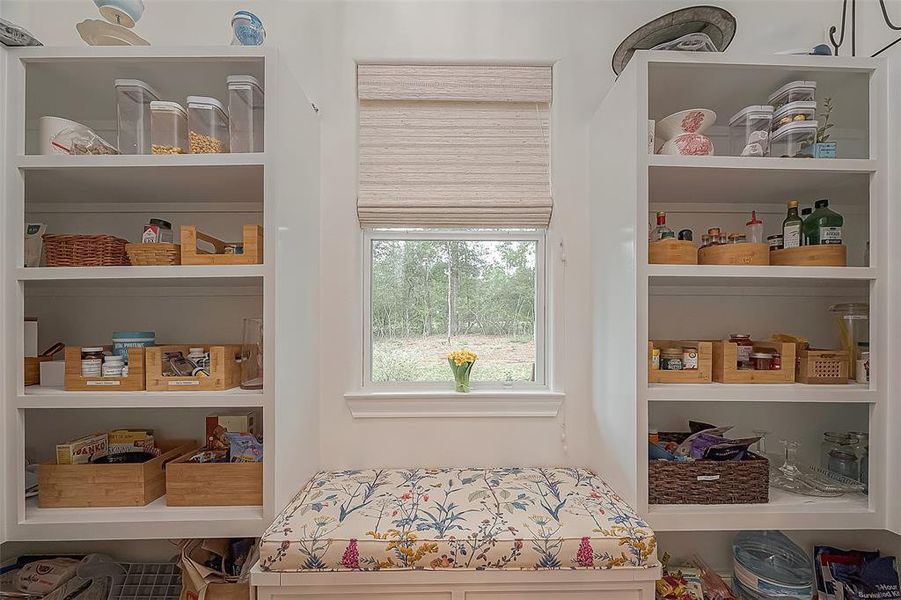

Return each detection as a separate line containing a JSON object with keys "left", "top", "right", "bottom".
{"left": 829, "top": 303, "right": 869, "bottom": 380}
{"left": 821, "top": 431, "right": 855, "bottom": 470}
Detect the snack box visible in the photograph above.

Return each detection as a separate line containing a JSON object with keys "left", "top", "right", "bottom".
{"left": 56, "top": 432, "right": 108, "bottom": 465}
{"left": 206, "top": 412, "right": 257, "bottom": 441}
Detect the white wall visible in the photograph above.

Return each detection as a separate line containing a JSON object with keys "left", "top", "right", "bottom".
{"left": 2, "top": 0, "right": 901, "bottom": 552}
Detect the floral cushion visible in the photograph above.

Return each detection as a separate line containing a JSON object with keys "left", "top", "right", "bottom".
{"left": 258, "top": 467, "right": 657, "bottom": 571}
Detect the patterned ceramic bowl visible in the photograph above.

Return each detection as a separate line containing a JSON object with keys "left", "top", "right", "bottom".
{"left": 660, "top": 132, "right": 715, "bottom": 156}
{"left": 656, "top": 108, "right": 716, "bottom": 140}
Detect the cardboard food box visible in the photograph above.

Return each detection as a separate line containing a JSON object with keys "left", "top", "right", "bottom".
{"left": 55, "top": 432, "right": 108, "bottom": 464}
{"left": 205, "top": 413, "right": 257, "bottom": 447}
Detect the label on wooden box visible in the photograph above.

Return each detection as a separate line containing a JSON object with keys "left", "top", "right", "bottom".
{"left": 87, "top": 380, "right": 121, "bottom": 386}
{"left": 168, "top": 380, "right": 200, "bottom": 386}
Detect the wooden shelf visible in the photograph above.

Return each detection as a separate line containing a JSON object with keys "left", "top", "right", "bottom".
{"left": 21, "top": 496, "right": 265, "bottom": 541}
{"left": 646, "top": 488, "right": 874, "bottom": 531}
{"left": 17, "top": 265, "right": 265, "bottom": 281}
{"left": 17, "top": 153, "right": 265, "bottom": 169}
{"left": 647, "top": 264, "right": 875, "bottom": 287}
{"left": 647, "top": 382, "right": 876, "bottom": 403}
{"left": 19, "top": 386, "right": 265, "bottom": 409}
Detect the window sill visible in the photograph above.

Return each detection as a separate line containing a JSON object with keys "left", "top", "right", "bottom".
{"left": 344, "top": 390, "right": 565, "bottom": 418}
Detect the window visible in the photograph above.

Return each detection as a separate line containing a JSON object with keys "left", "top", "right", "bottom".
{"left": 364, "top": 230, "right": 546, "bottom": 389}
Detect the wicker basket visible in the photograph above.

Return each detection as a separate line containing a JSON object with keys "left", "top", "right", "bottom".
{"left": 126, "top": 243, "right": 181, "bottom": 266}
{"left": 649, "top": 433, "right": 769, "bottom": 504}
{"left": 43, "top": 234, "right": 130, "bottom": 267}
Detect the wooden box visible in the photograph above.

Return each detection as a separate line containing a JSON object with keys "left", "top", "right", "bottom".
{"left": 180, "top": 225, "right": 262, "bottom": 265}
{"left": 698, "top": 243, "right": 769, "bottom": 265}
{"left": 648, "top": 341, "right": 713, "bottom": 384}
{"left": 712, "top": 340, "right": 796, "bottom": 384}
{"left": 770, "top": 245, "right": 847, "bottom": 266}
{"left": 797, "top": 348, "right": 850, "bottom": 384}
{"left": 24, "top": 342, "right": 64, "bottom": 386}
{"left": 64, "top": 346, "right": 146, "bottom": 391}
{"left": 145, "top": 345, "right": 242, "bottom": 392}
{"left": 166, "top": 453, "right": 263, "bottom": 506}
{"left": 37, "top": 442, "right": 195, "bottom": 508}
{"left": 648, "top": 239, "right": 697, "bottom": 265}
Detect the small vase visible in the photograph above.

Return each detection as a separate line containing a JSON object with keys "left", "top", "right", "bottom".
{"left": 449, "top": 359, "right": 473, "bottom": 393}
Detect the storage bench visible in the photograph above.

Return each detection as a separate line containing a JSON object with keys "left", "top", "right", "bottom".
{"left": 251, "top": 467, "right": 659, "bottom": 599}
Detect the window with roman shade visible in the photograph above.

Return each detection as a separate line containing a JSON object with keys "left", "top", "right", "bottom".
{"left": 357, "top": 64, "right": 553, "bottom": 228}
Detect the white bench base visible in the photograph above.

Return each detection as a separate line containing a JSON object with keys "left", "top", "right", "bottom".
{"left": 252, "top": 565, "right": 661, "bottom": 600}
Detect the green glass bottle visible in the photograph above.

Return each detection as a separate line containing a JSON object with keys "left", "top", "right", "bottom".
{"left": 782, "top": 200, "right": 803, "bottom": 248}
{"left": 806, "top": 198, "right": 843, "bottom": 245}
{"left": 800, "top": 207, "right": 813, "bottom": 245}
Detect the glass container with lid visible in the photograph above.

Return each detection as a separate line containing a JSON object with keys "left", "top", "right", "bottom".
{"left": 115, "top": 79, "right": 159, "bottom": 154}
{"left": 227, "top": 75, "right": 265, "bottom": 153}
{"left": 150, "top": 101, "right": 188, "bottom": 155}
{"left": 187, "top": 96, "right": 229, "bottom": 154}
{"left": 728, "top": 105, "right": 773, "bottom": 156}
{"left": 829, "top": 303, "right": 868, "bottom": 380}
{"left": 770, "top": 120, "right": 818, "bottom": 158}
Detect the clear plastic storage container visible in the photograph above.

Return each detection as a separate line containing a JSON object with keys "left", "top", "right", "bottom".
{"left": 772, "top": 100, "right": 817, "bottom": 134}
{"left": 729, "top": 105, "right": 774, "bottom": 156}
{"left": 770, "top": 120, "right": 817, "bottom": 158}
{"left": 187, "top": 96, "right": 229, "bottom": 153}
{"left": 768, "top": 80, "right": 816, "bottom": 110}
{"left": 150, "top": 101, "right": 188, "bottom": 155}
{"left": 115, "top": 79, "right": 160, "bottom": 154}
{"left": 227, "top": 75, "right": 265, "bottom": 153}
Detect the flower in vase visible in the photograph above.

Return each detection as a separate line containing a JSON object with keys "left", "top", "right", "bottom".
{"left": 447, "top": 349, "right": 478, "bottom": 393}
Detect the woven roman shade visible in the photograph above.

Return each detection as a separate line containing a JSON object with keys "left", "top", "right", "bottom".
{"left": 357, "top": 64, "right": 553, "bottom": 228}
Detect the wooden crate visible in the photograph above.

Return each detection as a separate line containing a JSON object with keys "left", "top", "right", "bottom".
{"left": 64, "top": 346, "right": 146, "bottom": 391}
{"left": 648, "top": 341, "right": 712, "bottom": 384}
{"left": 797, "top": 348, "right": 850, "bottom": 384}
{"left": 25, "top": 342, "right": 64, "bottom": 386}
{"left": 712, "top": 340, "right": 796, "bottom": 383}
{"left": 770, "top": 245, "right": 847, "bottom": 266}
{"left": 145, "top": 344, "right": 242, "bottom": 392}
{"left": 698, "top": 243, "right": 769, "bottom": 265}
{"left": 648, "top": 239, "right": 697, "bottom": 265}
{"left": 38, "top": 441, "right": 195, "bottom": 508}
{"left": 180, "top": 225, "right": 262, "bottom": 265}
{"left": 166, "top": 452, "right": 263, "bottom": 506}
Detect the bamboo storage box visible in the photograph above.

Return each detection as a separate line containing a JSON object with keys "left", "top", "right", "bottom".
{"left": 698, "top": 243, "right": 769, "bottom": 265}
{"left": 712, "top": 340, "right": 796, "bottom": 383}
{"left": 145, "top": 345, "right": 242, "bottom": 392}
{"left": 166, "top": 453, "right": 263, "bottom": 506}
{"left": 180, "top": 225, "right": 262, "bottom": 265}
{"left": 797, "top": 347, "right": 850, "bottom": 384}
{"left": 648, "top": 341, "right": 713, "bottom": 383}
{"left": 64, "top": 346, "right": 146, "bottom": 391}
{"left": 648, "top": 239, "right": 697, "bottom": 265}
{"left": 38, "top": 442, "right": 195, "bottom": 508}
{"left": 770, "top": 245, "right": 847, "bottom": 266}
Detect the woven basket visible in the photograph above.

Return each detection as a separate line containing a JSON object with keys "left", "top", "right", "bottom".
{"left": 649, "top": 433, "right": 769, "bottom": 504}
{"left": 126, "top": 243, "right": 181, "bottom": 266}
{"left": 43, "top": 234, "right": 130, "bottom": 267}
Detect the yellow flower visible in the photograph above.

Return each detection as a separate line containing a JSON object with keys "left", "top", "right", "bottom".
{"left": 447, "top": 349, "right": 478, "bottom": 366}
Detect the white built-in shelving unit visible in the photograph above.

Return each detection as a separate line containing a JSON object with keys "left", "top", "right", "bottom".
{"left": 1, "top": 47, "right": 320, "bottom": 542}
{"left": 590, "top": 51, "right": 897, "bottom": 534}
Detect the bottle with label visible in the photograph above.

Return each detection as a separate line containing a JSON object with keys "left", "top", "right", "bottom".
{"left": 800, "top": 207, "right": 813, "bottom": 245}
{"left": 805, "top": 198, "right": 843, "bottom": 245}
{"left": 653, "top": 211, "right": 673, "bottom": 241}
{"left": 782, "top": 200, "right": 803, "bottom": 248}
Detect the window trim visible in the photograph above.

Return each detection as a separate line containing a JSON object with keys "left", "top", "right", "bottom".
{"left": 361, "top": 229, "right": 548, "bottom": 392}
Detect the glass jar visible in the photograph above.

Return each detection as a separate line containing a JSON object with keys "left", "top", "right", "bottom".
{"left": 829, "top": 303, "right": 869, "bottom": 380}
{"left": 728, "top": 233, "right": 747, "bottom": 244}
{"left": 80, "top": 346, "right": 104, "bottom": 377}
{"left": 767, "top": 233, "right": 784, "bottom": 250}
{"left": 751, "top": 352, "right": 773, "bottom": 370}
{"left": 821, "top": 431, "right": 855, "bottom": 469}
{"left": 730, "top": 333, "right": 754, "bottom": 370}
{"left": 660, "top": 348, "right": 682, "bottom": 371}
{"left": 150, "top": 101, "right": 188, "bottom": 155}
{"left": 681, "top": 347, "right": 698, "bottom": 370}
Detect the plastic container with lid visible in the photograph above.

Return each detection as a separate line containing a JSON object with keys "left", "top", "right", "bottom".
{"left": 115, "top": 79, "right": 160, "bottom": 154}
{"left": 732, "top": 531, "right": 814, "bottom": 600}
{"left": 729, "top": 105, "right": 773, "bottom": 156}
{"left": 231, "top": 10, "right": 265, "bottom": 46}
{"left": 770, "top": 120, "right": 817, "bottom": 158}
{"left": 187, "top": 96, "right": 229, "bottom": 154}
{"left": 150, "top": 101, "right": 188, "bottom": 155}
{"left": 768, "top": 80, "right": 817, "bottom": 110}
{"left": 772, "top": 100, "right": 817, "bottom": 133}
{"left": 227, "top": 75, "right": 265, "bottom": 153}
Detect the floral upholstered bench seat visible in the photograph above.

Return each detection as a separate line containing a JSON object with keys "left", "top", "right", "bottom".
{"left": 258, "top": 467, "right": 657, "bottom": 572}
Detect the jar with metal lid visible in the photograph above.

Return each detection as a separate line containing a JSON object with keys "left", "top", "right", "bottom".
{"left": 728, "top": 233, "right": 748, "bottom": 244}
{"left": 768, "top": 234, "right": 784, "bottom": 250}
{"left": 81, "top": 346, "right": 104, "bottom": 377}
{"left": 751, "top": 352, "right": 773, "bottom": 370}
{"left": 700, "top": 234, "right": 711, "bottom": 248}
{"left": 729, "top": 333, "right": 754, "bottom": 370}
{"left": 660, "top": 348, "right": 683, "bottom": 370}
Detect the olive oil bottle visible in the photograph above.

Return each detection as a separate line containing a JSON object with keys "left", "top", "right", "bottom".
{"left": 782, "top": 200, "right": 803, "bottom": 248}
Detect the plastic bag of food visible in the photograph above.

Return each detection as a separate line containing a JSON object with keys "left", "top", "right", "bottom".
{"left": 50, "top": 126, "right": 119, "bottom": 155}
{"left": 16, "top": 558, "right": 80, "bottom": 595}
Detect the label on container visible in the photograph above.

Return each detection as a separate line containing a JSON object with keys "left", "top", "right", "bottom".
{"left": 697, "top": 475, "right": 720, "bottom": 482}
{"left": 168, "top": 380, "right": 201, "bottom": 386}
{"left": 819, "top": 226, "right": 842, "bottom": 244}
{"left": 783, "top": 223, "right": 802, "bottom": 248}
{"left": 736, "top": 345, "right": 752, "bottom": 367}
{"left": 87, "top": 380, "right": 121, "bottom": 386}
{"left": 682, "top": 349, "right": 699, "bottom": 369}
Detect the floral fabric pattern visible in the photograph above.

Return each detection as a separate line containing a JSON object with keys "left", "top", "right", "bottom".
{"left": 259, "top": 467, "right": 657, "bottom": 572}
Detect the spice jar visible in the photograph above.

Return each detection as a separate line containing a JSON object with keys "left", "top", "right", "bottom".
{"left": 751, "top": 352, "right": 773, "bottom": 370}
{"left": 102, "top": 355, "right": 124, "bottom": 377}
{"left": 772, "top": 352, "right": 782, "bottom": 370}
{"left": 682, "top": 347, "right": 699, "bottom": 370}
{"left": 730, "top": 333, "right": 754, "bottom": 370}
{"left": 651, "top": 348, "right": 660, "bottom": 370}
{"left": 728, "top": 233, "right": 748, "bottom": 244}
{"left": 81, "top": 347, "right": 104, "bottom": 377}
{"left": 767, "top": 234, "right": 784, "bottom": 251}
{"left": 700, "top": 234, "right": 711, "bottom": 248}
{"left": 660, "top": 348, "right": 683, "bottom": 371}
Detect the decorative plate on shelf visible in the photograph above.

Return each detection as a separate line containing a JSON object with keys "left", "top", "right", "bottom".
{"left": 76, "top": 19, "right": 149, "bottom": 46}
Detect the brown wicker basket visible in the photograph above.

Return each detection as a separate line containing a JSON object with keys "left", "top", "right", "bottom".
{"left": 43, "top": 234, "right": 130, "bottom": 267}
{"left": 649, "top": 433, "right": 769, "bottom": 505}
{"left": 126, "top": 243, "right": 181, "bottom": 266}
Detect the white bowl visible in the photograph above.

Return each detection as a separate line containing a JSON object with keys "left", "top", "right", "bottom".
{"left": 38, "top": 116, "right": 89, "bottom": 154}
{"left": 656, "top": 108, "right": 716, "bottom": 140}
{"left": 660, "top": 132, "right": 715, "bottom": 156}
